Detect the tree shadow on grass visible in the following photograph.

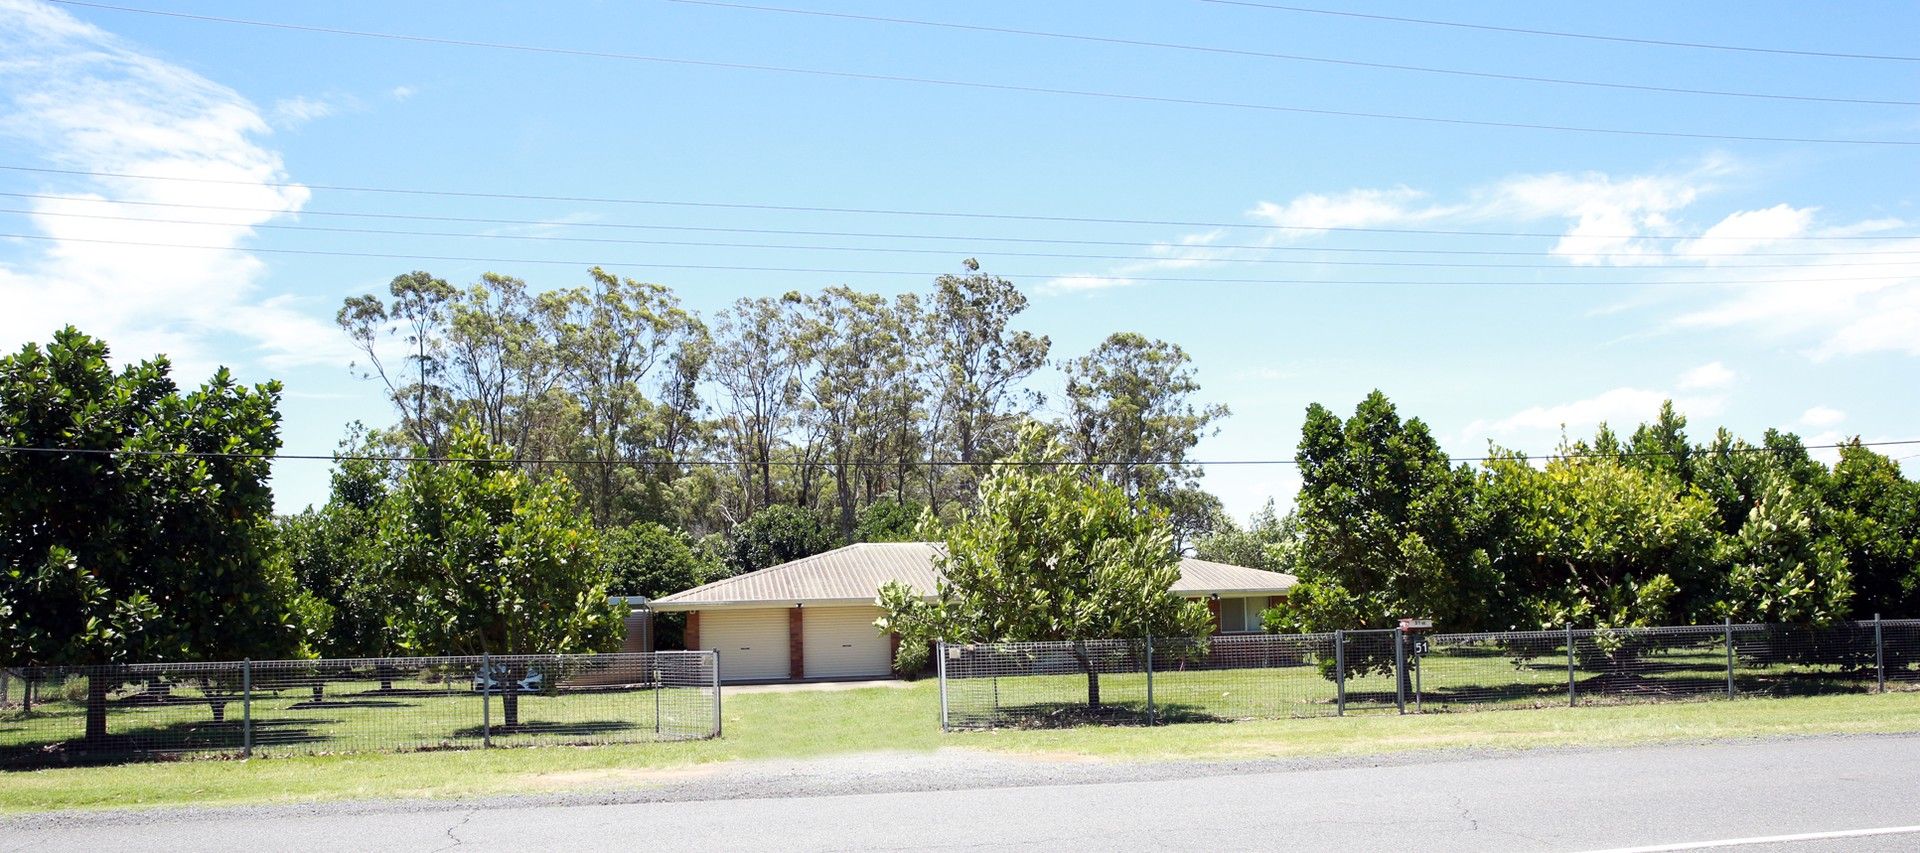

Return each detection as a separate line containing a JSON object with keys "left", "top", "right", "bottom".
{"left": 284, "top": 699, "right": 412, "bottom": 710}
{"left": 963, "top": 701, "right": 1228, "bottom": 729}
{"left": 450, "top": 719, "right": 641, "bottom": 738}
{"left": 0, "top": 717, "right": 327, "bottom": 769}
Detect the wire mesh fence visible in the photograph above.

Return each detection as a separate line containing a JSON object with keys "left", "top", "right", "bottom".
{"left": 937, "top": 618, "right": 1920, "bottom": 730}
{"left": 0, "top": 650, "right": 719, "bottom": 765}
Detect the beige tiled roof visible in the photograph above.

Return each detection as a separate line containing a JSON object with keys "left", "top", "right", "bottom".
{"left": 647, "top": 542, "right": 1296, "bottom": 610}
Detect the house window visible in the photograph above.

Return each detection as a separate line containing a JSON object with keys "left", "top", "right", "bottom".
{"left": 1218, "top": 597, "right": 1265, "bottom": 633}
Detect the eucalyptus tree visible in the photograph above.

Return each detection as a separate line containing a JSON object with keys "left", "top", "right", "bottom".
{"left": 711, "top": 294, "right": 805, "bottom": 515}
{"left": 551, "top": 267, "right": 703, "bottom": 527}
{"left": 1057, "top": 332, "right": 1227, "bottom": 546}
{"left": 922, "top": 270, "right": 1049, "bottom": 508}
{"left": 793, "top": 286, "right": 917, "bottom": 539}
{"left": 337, "top": 271, "right": 459, "bottom": 454}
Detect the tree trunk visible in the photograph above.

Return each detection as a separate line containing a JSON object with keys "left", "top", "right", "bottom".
{"left": 377, "top": 663, "right": 396, "bottom": 692}
{"left": 499, "top": 662, "right": 525, "bottom": 729}
{"left": 1072, "top": 641, "right": 1102, "bottom": 708}
{"left": 209, "top": 700, "right": 227, "bottom": 723}
{"left": 311, "top": 682, "right": 325, "bottom": 703}
{"left": 84, "top": 674, "right": 109, "bottom": 743}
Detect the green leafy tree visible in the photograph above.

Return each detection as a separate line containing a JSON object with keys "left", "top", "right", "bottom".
{"left": 1825, "top": 440, "right": 1920, "bottom": 618}
{"left": 1714, "top": 470, "right": 1852, "bottom": 624}
{"left": 1478, "top": 448, "right": 1721, "bottom": 629}
{"left": 727, "top": 504, "right": 838, "bottom": 573}
{"left": 601, "top": 522, "right": 722, "bottom": 599}
{"left": 279, "top": 432, "right": 411, "bottom": 695}
{"left": 0, "top": 328, "right": 313, "bottom": 740}
{"left": 856, "top": 496, "right": 931, "bottom": 543}
{"left": 1193, "top": 500, "right": 1299, "bottom": 573}
{"left": 380, "top": 425, "right": 622, "bottom": 727}
{"left": 1276, "top": 392, "right": 1495, "bottom": 655}
{"left": 878, "top": 428, "right": 1211, "bottom": 707}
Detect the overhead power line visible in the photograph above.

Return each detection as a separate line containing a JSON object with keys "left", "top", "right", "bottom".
{"left": 39, "top": 1, "right": 1920, "bottom": 146}
{"left": 6, "top": 191, "right": 1917, "bottom": 259}
{"left": 6, "top": 166, "right": 1914, "bottom": 243}
{"left": 3, "top": 438, "right": 1916, "bottom": 468}
{"left": 671, "top": 0, "right": 1919, "bottom": 106}
{"left": 7, "top": 231, "right": 1917, "bottom": 287}
{"left": 12, "top": 207, "right": 1919, "bottom": 271}
{"left": 1194, "top": 0, "right": 1920, "bottom": 63}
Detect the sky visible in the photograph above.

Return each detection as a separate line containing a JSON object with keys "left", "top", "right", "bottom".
{"left": 2, "top": 0, "right": 1917, "bottom": 520}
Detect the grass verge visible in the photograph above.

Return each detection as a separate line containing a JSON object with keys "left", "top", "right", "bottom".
{"left": 4, "top": 684, "right": 1918, "bottom": 814}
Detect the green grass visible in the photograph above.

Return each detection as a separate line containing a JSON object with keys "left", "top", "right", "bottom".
{"left": 5, "top": 683, "right": 1920, "bottom": 814}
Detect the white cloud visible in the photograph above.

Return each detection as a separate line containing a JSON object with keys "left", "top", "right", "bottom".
{"left": 1676, "top": 361, "right": 1735, "bottom": 390}
{"left": 1800, "top": 405, "right": 1846, "bottom": 428}
{"left": 1678, "top": 204, "right": 1814, "bottom": 259}
{"left": 1462, "top": 386, "right": 1726, "bottom": 447}
{"left": 1245, "top": 187, "right": 1460, "bottom": 237}
{"left": 389, "top": 84, "right": 416, "bottom": 101}
{"left": 1483, "top": 170, "right": 1706, "bottom": 265}
{"left": 0, "top": 0, "right": 348, "bottom": 373}
{"left": 271, "top": 95, "right": 338, "bottom": 128}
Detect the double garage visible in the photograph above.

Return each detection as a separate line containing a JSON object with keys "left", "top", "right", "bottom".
{"left": 691, "top": 605, "right": 895, "bottom": 682}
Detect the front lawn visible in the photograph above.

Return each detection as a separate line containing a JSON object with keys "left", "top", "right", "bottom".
{"left": 4, "top": 683, "right": 1920, "bottom": 813}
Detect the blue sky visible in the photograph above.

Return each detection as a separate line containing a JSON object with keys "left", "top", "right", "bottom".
{"left": 2, "top": 0, "right": 1917, "bottom": 519}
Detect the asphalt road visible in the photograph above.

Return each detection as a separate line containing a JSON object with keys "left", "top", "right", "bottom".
{"left": 8, "top": 734, "right": 1920, "bottom": 852}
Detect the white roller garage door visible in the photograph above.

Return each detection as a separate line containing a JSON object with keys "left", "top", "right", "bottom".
{"left": 701, "top": 608, "right": 790, "bottom": 682}
{"left": 803, "top": 606, "right": 892, "bottom": 680}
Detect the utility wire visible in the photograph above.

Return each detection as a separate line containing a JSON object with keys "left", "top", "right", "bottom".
{"left": 6, "top": 191, "right": 1917, "bottom": 259}
{"left": 672, "top": 0, "right": 1919, "bottom": 106}
{"left": 6, "top": 166, "right": 1913, "bottom": 243}
{"left": 11, "top": 207, "right": 1917, "bottom": 271}
{"left": 6, "top": 232, "right": 1915, "bottom": 287}
{"left": 3, "top": 438, "right": 1916, "bottom": 468}
{"left": 37, "top": 1, "right": 1920, "bottom": 147}
{"left": 1194, "top": 0, "right": 1920, "bottom": 63}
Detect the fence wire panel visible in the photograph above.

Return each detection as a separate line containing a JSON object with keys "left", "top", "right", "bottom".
{"left": 1564, "top": 625, "right": 1730, "bottom": 705}
{"left": 942, "top": 640, "right": 1150, "bottom": 729}
{"left": 937, "top": 618, "right": 1919, "bottom": 731}
{"left": 1730, "top": 623, "right": 1879, "bottom": 698}
{"left": 1885, "top": 620, "right": 1920, "bottom": 687}
{"left": 1415, "top": 631, "right": 1573, "bottom": 711}
{"left": 0, "top": 651, "right": 718, "bottom": 766}
{"left": 1151, "top": 633, "right": 1339, "bottom": 721}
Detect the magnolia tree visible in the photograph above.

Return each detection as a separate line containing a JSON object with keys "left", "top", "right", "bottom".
{"left": 0, "top": 328, "right": 315, "bottom": 740}
{"left": 380, "top": 425, "right": 623, "bottom": 728}
{"left": 877, "top": 428, "right": 1211, "bottom": 708}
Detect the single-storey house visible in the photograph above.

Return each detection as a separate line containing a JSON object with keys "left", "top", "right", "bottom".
{"left": 646, "top": 541, "right": 1298, "bottom": 683}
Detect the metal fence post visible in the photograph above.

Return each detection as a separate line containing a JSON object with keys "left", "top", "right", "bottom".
{"left": 1566, "top": 623, "right": 1576, "bottom": 707}
{"left": 1724, "top": 618, "right": 1736, "bottom": 700}
{"left": 241, "top": 658, "right": 253, "bottom": 758}
{"left": 936, "top": 640, "right": 950, "bottom": 732}
{"left": 653, "top": 655, "right": 663, "bottom": 736}
{"left": 1875, "top": 614, "right": 1885, "bottom": 694}
{"left": 711, "top": 651, "right": 723, "bottom": 739}
{"left": 1144, "top": 634, "right": 1156, "bottom": 727}
{"left": 1394, "top": 629, "right": 1407, "bottom": 715}
{"left": 1333, "top": 630, "right": 1346, "bottom": 716}
{"left": 481, "top": 651, "right": 492, "bottom": 748}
